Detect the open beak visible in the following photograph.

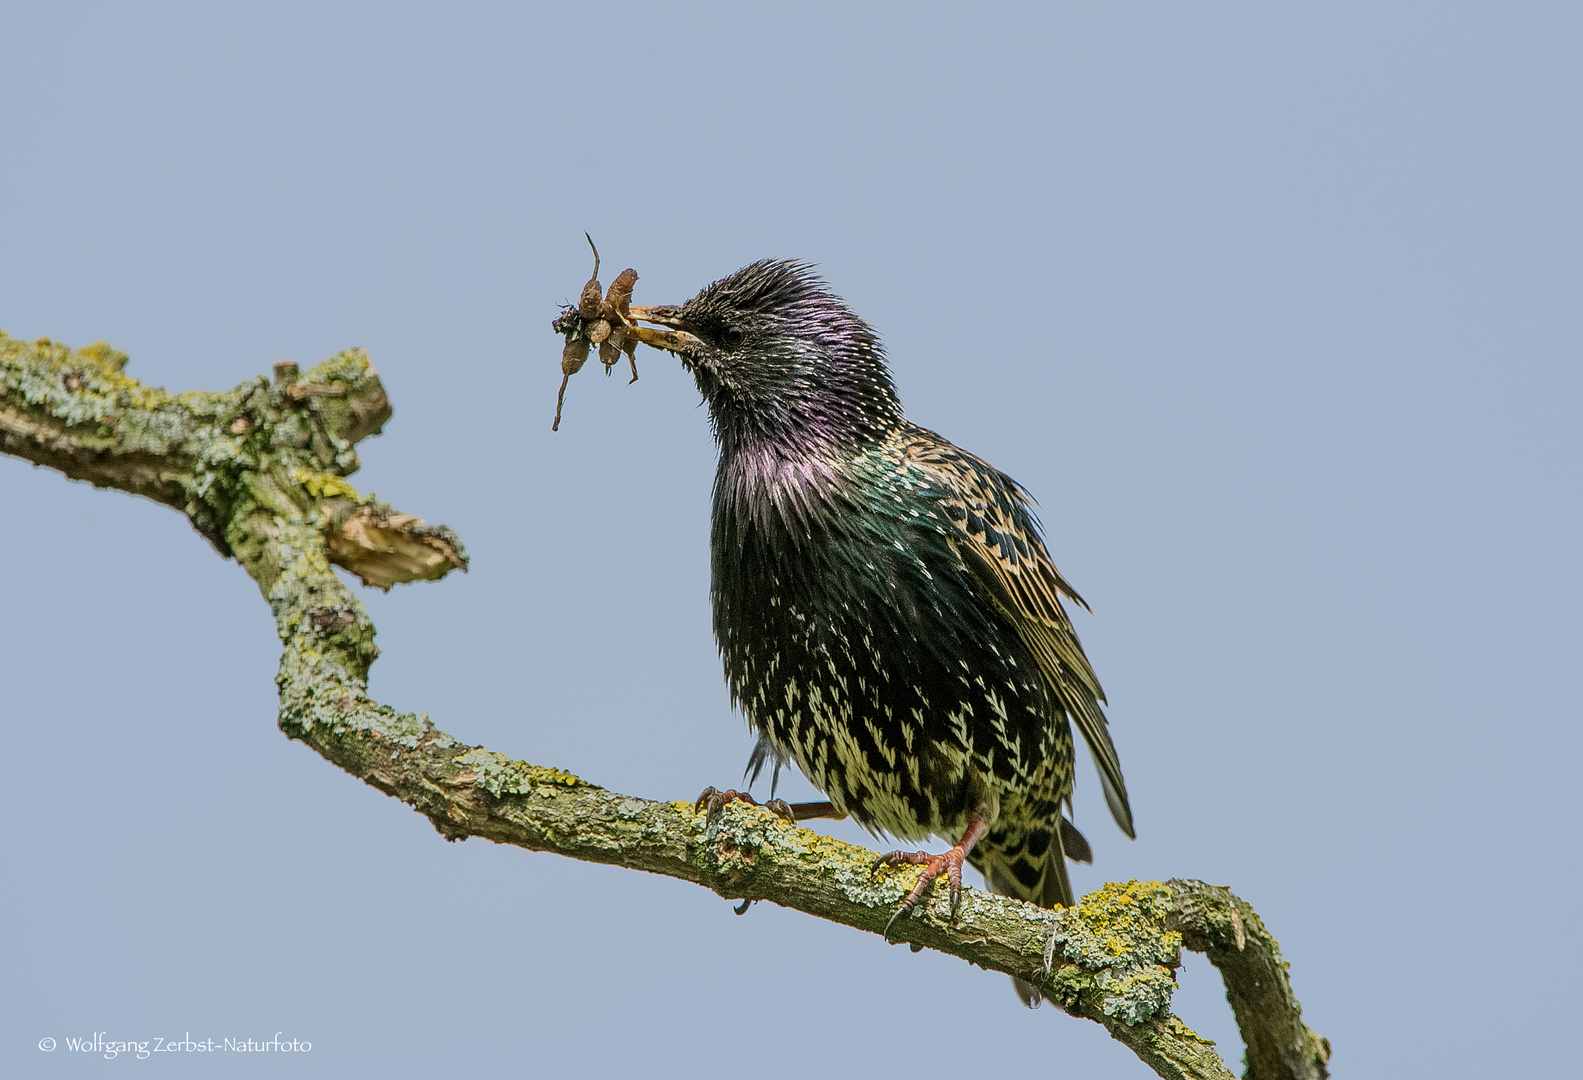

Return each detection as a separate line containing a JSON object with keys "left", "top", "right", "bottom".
{"left": 626, "top": 305, "right": 705, "bottom": 355}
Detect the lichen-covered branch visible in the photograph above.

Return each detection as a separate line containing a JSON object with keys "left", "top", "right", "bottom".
{"left": 1, "top": 329, "right": 1328, "bottom": 1080}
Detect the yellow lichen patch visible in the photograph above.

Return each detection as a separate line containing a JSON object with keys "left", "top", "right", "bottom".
{"left": 1163, "top": 1015, "right": 1217, "bottom": 1047}
{"left": 1075, "top": 879, "right": 1173, "bottom": 937}
{"left": 77, "top": 340, "right": 131, "bottom": 373}
{"left": 1051, "top": 879, "right": 1182, "bottom": 1025}
{"left": 291, "top": 467, "right": 362, "bottom": 501}
{"left": 302, "top": 349, "right": 373, "bottom": 384}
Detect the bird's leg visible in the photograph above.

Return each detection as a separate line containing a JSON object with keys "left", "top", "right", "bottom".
{"left": 872, "top": 813, "right": 993, "bottom": 940}
{"left": 785, "top": 800, "right": 847, "bottom": 821}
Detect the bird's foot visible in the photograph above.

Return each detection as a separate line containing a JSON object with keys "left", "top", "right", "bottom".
{"left": 871, "top": 844, "right": 969, "bottom": 940}
{"left": 695, "top": 788, "right": 846, "bottom": 824}
{"left": 694, "top": 787, "right": 797, "bottom": 826}
{"left": 695, "top": 787, "right": 798, "bottom": 919}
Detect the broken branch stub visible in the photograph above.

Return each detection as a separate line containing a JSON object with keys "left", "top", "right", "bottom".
{"left": 326, "top": 504, "right": 469, "bottom": 590}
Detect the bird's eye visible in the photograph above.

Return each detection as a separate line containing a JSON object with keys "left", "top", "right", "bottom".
{"left": 721, "top": 326, "right": 746, "bottom": 349}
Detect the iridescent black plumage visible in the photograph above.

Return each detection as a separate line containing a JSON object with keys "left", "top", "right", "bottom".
{"left": 635, "top": 261, "right": 1133, "bottom": 1001}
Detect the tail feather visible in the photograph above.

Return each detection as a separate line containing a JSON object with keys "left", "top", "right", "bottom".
{"left": 1061, "top": 816, "right": 1093, "bottom": 865}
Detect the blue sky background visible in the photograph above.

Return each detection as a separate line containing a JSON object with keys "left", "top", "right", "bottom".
{"left": 2, "top": 3, "right": 1578, "bottom": 1076}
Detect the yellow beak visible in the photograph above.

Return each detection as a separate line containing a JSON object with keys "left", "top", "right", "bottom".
{"left": 626, "top": 305, "right": 705, "bottom": 354}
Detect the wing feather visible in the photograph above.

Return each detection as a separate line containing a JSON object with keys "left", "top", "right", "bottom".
{"left": 906, "top": 434, "right": 1136, "bottom": 839}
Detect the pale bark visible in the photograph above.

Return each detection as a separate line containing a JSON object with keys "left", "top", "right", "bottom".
{"left": 1, "top": 330, "right": 1329, "bottom": 1080}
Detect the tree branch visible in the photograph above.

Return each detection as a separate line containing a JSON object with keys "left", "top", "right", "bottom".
{"left": 1, "top": 329, "right": 1328, "bottom": 1080}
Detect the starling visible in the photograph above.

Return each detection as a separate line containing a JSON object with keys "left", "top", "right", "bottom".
{"left": 627, "top": 261, "right": 1134, "bottom": 1005}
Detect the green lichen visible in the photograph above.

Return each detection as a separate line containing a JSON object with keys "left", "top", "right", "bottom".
{"left": 302, "top": 349, "right": 374, "bottom": 386}
{"left": 455, "top": 748, "right": 589, "bottom": 797}
{"left": 686, "top": 800, "right": 948, "bottom": 914}
{"left": 1, "top": 332, "right": 179, "bottom": 429}
{"left": 1050, "top": 880, "right": 1182, "bottom": 1025}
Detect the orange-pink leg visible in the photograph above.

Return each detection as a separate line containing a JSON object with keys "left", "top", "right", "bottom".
{"left": 872, "top": 814, "right": 993, "bottom": 939}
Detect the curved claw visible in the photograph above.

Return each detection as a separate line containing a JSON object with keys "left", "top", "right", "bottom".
{"left": 873, "top": 845, "right": 968, "bottom": 941}
{"left": 695, "top": 786, "right": 798, "bottom": 826}
{"left": 734, "top": 898, "right": 754, "bottom": 916}
{"left": 695, "top": 785, "right": 729, "bottom": 824}
{"left": 883, "top": 901, "right": 914, "bottom": 942}
{"left": 696, "top": 786, "right": 748, "bottom": 825}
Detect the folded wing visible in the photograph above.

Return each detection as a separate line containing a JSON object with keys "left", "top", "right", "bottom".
{"left": 909, "top": 436, "right": 1136, "bottom": 839}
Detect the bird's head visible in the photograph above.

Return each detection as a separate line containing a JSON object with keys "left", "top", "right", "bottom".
{"left": 628, "top": 260, "right": 902, "bottom": 452}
